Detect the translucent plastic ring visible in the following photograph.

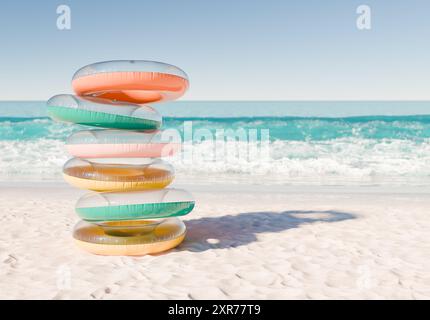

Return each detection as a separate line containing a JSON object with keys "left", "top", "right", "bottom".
{"left": 73, "top": 218, "right": 186, "bottom": 256}
{"left": 76, "top": 188, "right": 195, "bottom": 221}
{"left": 47, "top": 94, "right": 161, "bottom": 130}
{"left": 63, "top": 158, "right": 174, "bottom": 192}
{"left": 72, "top": 60, "right": 189, "bottom": 103}
{"left": 66, "top": 129, "right": 181, "bottom": 158}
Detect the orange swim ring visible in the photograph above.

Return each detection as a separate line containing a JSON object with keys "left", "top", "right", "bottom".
{"left": 72, "top": 60, "right": 189, "bottom": 104}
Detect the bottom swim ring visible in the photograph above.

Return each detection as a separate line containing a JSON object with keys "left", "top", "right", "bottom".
{"left": 73, "top": 218, "right": 186, "bottom": 256}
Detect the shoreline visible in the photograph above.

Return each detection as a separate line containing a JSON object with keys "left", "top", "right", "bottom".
{"left": 2, "top": 179, "right": 430, "bottom": 194}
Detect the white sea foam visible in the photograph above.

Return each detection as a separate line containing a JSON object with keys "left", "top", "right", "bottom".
{"left": 0, "top": 139, "right": 68, "bottom": 180}
{"left": 1, "top": 137, "right": 430, "bottom": 185}
{"left": 171, "top": 138, "right": 430, "bottom": 184}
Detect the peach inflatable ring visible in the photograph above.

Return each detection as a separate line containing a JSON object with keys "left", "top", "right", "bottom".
{"left": 72, "top": 60, "right": 189, "bottom": 104}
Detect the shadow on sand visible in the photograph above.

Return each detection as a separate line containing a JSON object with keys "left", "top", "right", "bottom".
{"left": 179, "top": 210, "right": 356, "bottom": 252}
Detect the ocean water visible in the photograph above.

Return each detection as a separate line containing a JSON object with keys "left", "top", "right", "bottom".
{"left": 1, "top": 101, "right": 430, "bottom": 185}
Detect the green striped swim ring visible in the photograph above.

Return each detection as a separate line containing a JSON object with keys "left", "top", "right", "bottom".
{"left": 46, "top": 94, "right": 161, "bottom": 130}
{"left": 76, "top": 189, "right": 195, "bottom": 221}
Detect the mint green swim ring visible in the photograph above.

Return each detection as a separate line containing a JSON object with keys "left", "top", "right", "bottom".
{"left": 76, "top": 188, "right": 195, "bottom": 222}
{"left": 46, "top": 94, "right": 161, "bottom": 130}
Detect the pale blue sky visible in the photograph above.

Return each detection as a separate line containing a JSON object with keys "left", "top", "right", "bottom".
{"left": 0, "top": 0, "right": 429, "bottom": 100}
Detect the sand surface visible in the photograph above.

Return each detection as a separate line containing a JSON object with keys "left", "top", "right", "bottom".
{"left": 0, "top": 181, "right": 429, "bottom": 299}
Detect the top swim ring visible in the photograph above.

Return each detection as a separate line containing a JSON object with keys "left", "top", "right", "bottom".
{"left": 72, "top": 60, "right": 189, "bottom": 103}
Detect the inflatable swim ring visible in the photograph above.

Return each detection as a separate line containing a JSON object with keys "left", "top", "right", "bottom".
{"left": 63, "top": 158, "right": 174, "bottom": 192}
{"left": 76, "top": 188, "right": 194, "bottom": 221}
{"left": 47, "top": 94, "right": 161, "bottom": 130}
{"left": 66, "top": 129, "right": 181, "bottom": 158}
{"left": 73, "top": 218, "right": 186, "bottom": 256}
{"left": 72, "top": 60, "right": 189, "bottom": 104}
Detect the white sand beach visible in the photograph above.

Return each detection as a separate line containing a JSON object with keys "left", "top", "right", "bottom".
{"left": 1, "top": 180, "right": 429, "bottom": 299}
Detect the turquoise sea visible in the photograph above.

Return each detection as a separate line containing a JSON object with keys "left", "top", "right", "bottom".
{"left": 1, "top": 101, "right": 430, "bottom": 184}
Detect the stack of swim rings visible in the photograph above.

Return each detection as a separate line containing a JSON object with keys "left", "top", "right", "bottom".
{"left": 47, "top": 60, "right": 194, "bottom": 256}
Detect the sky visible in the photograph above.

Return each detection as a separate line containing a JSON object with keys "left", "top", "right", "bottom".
{"left": 0, "top": 0, "right": 429, "bottom": 101}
